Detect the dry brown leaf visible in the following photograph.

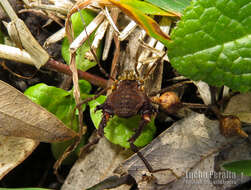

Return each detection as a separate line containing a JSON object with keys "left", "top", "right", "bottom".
{"left": 115, "top": 113, "right": 251, "bottom": 190}
{"left": 224, "top": 92, "right": 251, "bottom": 123}
{"left": 0, "top": 135, "right": 39, "bottom": 180}
{"left": 61, "top": 137, "right": 132, "bottom": 190}
{"left": 0, "top": 80, "right": 77, "bottom": 142}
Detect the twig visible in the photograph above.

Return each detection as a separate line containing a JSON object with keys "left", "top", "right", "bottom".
{"left": 45, "top": 59, "right": 108, "bottom": 88}
{"left": 0, "top": 61, "right": 37, "bottom": 79}
{"left": 0, "top": 46, "right": 107, "bottom": 87}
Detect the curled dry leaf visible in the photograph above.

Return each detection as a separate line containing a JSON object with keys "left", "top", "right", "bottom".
{"left": 0, "top": 80, "right": 77, "bottom": 142}
{"left": 0, "top": 135, "right": 39, "bottom": 180}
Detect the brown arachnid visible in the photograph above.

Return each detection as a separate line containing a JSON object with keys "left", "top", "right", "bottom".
{"left": 78, "top": 54, "right": 182, "bottom": 173}
{"left": 66, "top": 4, "right": 182, "bottom": 174}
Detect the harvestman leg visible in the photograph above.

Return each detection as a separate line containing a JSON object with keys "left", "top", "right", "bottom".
{"left": 128, "top": 113, "right": 179, "bottom": 178}
{"left": 80, "top": 105, "right": 111, "bottom": 154}
{"left": 128, "top": 114, "right": 155, "bottom": 172}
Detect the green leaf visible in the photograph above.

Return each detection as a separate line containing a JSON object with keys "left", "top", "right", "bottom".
{"left": 88, "top": 96, "right": 156, "bottom": 148}
{"left": 24, "top": 80, "right": 91, "bottom": 163}
{"left": 24, "top": 83, "right": 77, "bottom": 130}
{"left": 122, "top": 0, "right": 178, "bottom": 16}
{"left": 168, "top": 0, "right": 251, "bottom": 92}
{"left": 110, "top": 0, "right": 178, "bottom": 46}
{"left": 223, "top": 160, "right": 251, "bottom": 176}
{"left": 24, "top": 81, "right": 91, "bottom": 128}
{"left": 145, "top": 0, "right": 191, "bottom": 14}
{"left": 61, "top": 9, "right": 101, "bottom": 71}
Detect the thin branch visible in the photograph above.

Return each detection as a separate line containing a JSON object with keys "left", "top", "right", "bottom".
{"left": 45, "top": 59, "right": 108, "bottom": 88}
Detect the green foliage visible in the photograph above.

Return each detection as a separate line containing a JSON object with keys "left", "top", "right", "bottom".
{"left": 61, "top": 9, "right": 101, "bottom": 71}
{"left": 123, "top": 0, "right": 177, "bottom": 16}
{"left": 24, "top": 80, "right": 91, "bottom": 164}
{"left": 223, "top": 160, "right": 251, "bottom": 176}
{"left": 145, "top": 0, "right": 191, "bottom": 14}
{"left": 168, "top": 0, "right": 251, "bottom": 92}
{"left": 88, "top": 96, "right": 156, "bottom": 148}
{"left": 24, "top": 80, "right": 91, "bottom": 130}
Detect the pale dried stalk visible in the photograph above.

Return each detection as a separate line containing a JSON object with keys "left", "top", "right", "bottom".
{"left": 91, "top": 19, "right": 109, "bottom": 51}
{"left": 102, "top": 25, "right": 113, "bottom": 61}
{"left": 0, "top": 0, "right": 18, "bottom": 20}
{"left": 0, "top": 44, "right": 33, "bottom": 65}
{"left": 138, "top": 38, "right": 157, "bottom": 63}
{"left": 44, "top": 27, "right": 65, "bottom": 48}
{"left": 102, "top": 8, "right": 119, "bottom": 61}
{"left": 69, "top": 11, "right": 105, "bottom": 53}
{"left": 144, "top": 23, "right": 170, "bottom": 75}
{"left": 103, "top": 7, "right": 120, "bottom": 34}
{"left": 119, "top": 20, "right": 137, "bottom": 41}
{"left": 29, "top": 2, "right": 68, "bottom": 15}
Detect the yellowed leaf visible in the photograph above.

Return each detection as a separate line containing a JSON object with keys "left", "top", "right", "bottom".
{"left": 0, "top": 80, "right": 77, "bottom": 142}
{"left": 0, "top": 135, "right": 39, "bottom": 180}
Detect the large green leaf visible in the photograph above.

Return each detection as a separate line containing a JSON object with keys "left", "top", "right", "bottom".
{"left": 145, "top": 0, "right": 191, "bottom": 14}
{"left": 223, "top": 160, "right": 251, "bottom": 176}
{"left": 88, "top": 96, "right": 156, "bottom": 148}
{"left": 168, "top": 0, "right": 251, "bottom": 92}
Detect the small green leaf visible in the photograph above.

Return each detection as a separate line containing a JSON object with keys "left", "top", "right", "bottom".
{"left": 61, "top": 9, "right": 101, "bottom": 71}
{"left": 88, "top": 96, "right": 156, "bottom": 148}
{"left": 168, "top": 0, "right": 251, "bottom": 92}
{"left": 24, "top": 83, "right": 78, "bottom": 130}
{"left": 24, "top": 80, "right": 91, "bottom": 163}
{"left": 24, "top": 81, "right": 91, "bottom": 128}
{"left": 223, "top": 160, "right": 251, "bottom": 176}
{"left": 145, "top": 0, "right": 191, "bottom": 14}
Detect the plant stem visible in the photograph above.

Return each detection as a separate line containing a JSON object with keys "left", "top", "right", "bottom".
{"left": 45, "top": 59, "right": 107, "bottom": 88}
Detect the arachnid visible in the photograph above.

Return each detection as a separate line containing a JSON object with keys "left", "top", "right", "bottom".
{"left": 65, "top": 2, "right": 180, "bottom": 173}
{"left": 89, "top": 69, "right": 181, "bottom": 173}
{"left": 96, "top": 72, "right": 155, "bottom": 150}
